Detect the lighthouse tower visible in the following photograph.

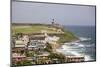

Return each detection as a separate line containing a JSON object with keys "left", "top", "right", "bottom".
{"left": 51, "top": 19, "right": 55, "bottom": 25}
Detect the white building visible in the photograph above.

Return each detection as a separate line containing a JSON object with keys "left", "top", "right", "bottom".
{"left": 45, "top": 36, "right": 60, "bottom": 43}
{"left": 22, "top": 35, "right": 29, "bottom": 46}
{"left": 14, "top": 40, "right": 26, "bottom": 48}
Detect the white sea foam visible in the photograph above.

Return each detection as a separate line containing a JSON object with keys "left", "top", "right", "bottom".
{"left": 56, "top": 37, "right": 93, "bottom": 61}
{"left": 56, "top": 44, "right": 92, "bottom": 61}
{"left": 74, "top": 43, "right": 85, "bottom": 47}
{"left": 79, "top": 37, "right": 91, "bottom": 41}
{"left": 68, "top": 50, "right": 81, "bottom": 56}
{"left": 57, "top": 45, "right": 82, "bottom": 56}
{"left": 64, "top": 42, "right": 85, "bottom": 48}
{"left": 85, "top": 55, "right": 93, "bottom": 61}
{"left": 85, "top": 43, "right": 95, "bottom": 47}
{"left": 57, "top": 47, "right": 92, "bottom": 61}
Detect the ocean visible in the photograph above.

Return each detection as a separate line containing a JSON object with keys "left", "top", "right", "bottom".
{"left": 56, "top": 26, "right": 96, "bottom": 62}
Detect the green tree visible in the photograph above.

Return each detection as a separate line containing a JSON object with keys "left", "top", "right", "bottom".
{"left": 44, "top": 43, "right": 52, "bottom": 52}
{"left": 27, "top": 51, "right": 35, "bottom": 57}
{"left": 15, "top": 33, "right": 23, "bottom": 39}
{"left": 16, "top": 60, "right": 32, "bottom": 66}
{"left": 48, "top": 53, "right": 66, "bottom": 63}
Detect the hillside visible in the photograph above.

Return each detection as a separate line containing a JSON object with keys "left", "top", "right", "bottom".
{"left": 12, "top": 23, "right": 78, "bottom": 43}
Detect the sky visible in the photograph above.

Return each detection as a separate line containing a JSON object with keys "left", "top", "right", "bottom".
{"left": 12, "top": 1, "right": 96, "bottom": 26}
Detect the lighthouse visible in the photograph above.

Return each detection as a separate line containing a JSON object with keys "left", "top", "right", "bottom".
{"left": 51, "top": 19, "right": 55, "bottom": 25}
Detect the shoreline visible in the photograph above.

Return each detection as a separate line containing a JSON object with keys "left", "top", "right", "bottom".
{"left": 55, "top": 36, "right": 94, "bottom": 62}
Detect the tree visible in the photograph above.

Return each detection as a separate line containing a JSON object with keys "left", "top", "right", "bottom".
{"left": 48, "top": 53, "right": 66, "bottom": 63}
{"left": 44, "top": 43, "right": 52, "bottom": 52}
{"left": 27, "top": 51, "right": 35, "bottom": 57}
{"left": 16, "top": 60, "right": 32, "bottom": 66}
{"left": 15, "top": 33, "right": 23, "bottom": 39}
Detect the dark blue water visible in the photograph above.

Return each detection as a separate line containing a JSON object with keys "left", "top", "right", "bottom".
{"left": 57, "top": 26, "right": 96, "bottom": 61}
{"left": 63, "top": 26, "right": 96, "bottom": 61}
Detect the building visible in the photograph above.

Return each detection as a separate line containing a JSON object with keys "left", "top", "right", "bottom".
{"left": 45, "top": 36, "right": 60, "bottom": 42}
{"left": 45, "top": 36, "right": 60, "bottom": 52}
{"left": 28, "top": 40, "right": 46, "bottom": 50}
{"left": 30, "top": 35, "right": 46, "bottom": 42}
{"left": 14, "top": 40, "right": 26, "bottom": 48}
{"left": 12, "top": 35, "right": 30, "bottom": 62}
{"left": 12, "top": 53, "right": 26, "bottom": 64}
{"left": 22, "top": 35, "right": 30, "bottom": 46}
{"left": 66, "top": 56, "right": 84, "bottom": 63}
{"left": 51, "top": 19, "right": 63, "bottom": 29}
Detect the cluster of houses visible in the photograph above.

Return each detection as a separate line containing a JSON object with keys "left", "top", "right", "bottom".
{"left": 12, "top": 32, "right": 84, "bottom": 65}
{"left": 12, "top": 20, "right": 84, "bottom": 65}
{"left": 12, "top": 31, "right": 61, "bottom": 65}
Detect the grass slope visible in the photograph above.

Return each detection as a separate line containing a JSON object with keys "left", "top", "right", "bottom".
{"left": 12, "top": 24, "right": 78, "bottom": 42}
{"left": 12, "top": 25, "right": 63, "bottom": 35}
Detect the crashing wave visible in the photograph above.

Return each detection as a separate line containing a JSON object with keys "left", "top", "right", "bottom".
{"left": 84, "top": 55, "right": 93, "bottom": 61}
{"left": 56, "top": 36, "right": 93, "bottom": 62}
{"left": 79, "top": 37, "right": 91, "bottom": 41}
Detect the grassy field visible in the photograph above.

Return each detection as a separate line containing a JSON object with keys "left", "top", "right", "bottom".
{"left": 12, "top": 24, "right": 78, "bottom": 42}
{"left": 58, "top": 31, "right": 78, "bottom": 43}
{"left": 12, "top": 25, "right": 64, "bottom": 35}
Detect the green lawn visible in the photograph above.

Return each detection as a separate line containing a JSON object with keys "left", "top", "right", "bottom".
{"left": 58, "top": 31, "right": 78, "bottom": 43}
{"left": 12, "top": 25, "right": 64, "bottom": 35}
{"left": 12, "top": 24, "right": 78, "bottom": 42}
